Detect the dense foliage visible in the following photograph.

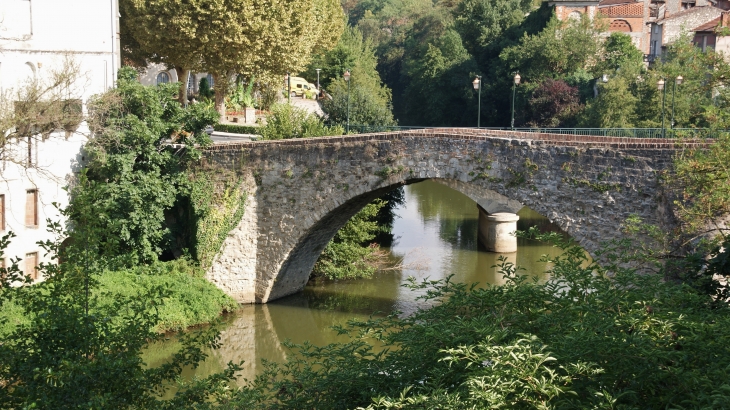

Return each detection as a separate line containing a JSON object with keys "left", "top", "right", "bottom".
{"left": 312, "top": 200, "right": 386, "bottom": 280}
{"left": 260, "top": 103, "right": 345, "bottom": 140}
{"left": 228, "top": 229, "right": 730, "bottom": 409}
{"left": 309, "top": 27, "right": 396, "bottom": 127}
{"left": 67, "top": 67, "right": 217, "bottom": 266}
{"left": 0, "top": 230, "right": 240, "bottom": 408}
{"left": 120, "top": 0, "right": 344, "bottom": 111}
{"left": 338, "top": 0, "right": 730, "bottom": 128}
{"left": 0, "top": 258, "right": 236, "bottom": 337}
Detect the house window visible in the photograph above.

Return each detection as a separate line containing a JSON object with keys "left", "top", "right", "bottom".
{"left": 156, "top": 72, "right": 170, "bottom": 85}
{"left": 25, "top": 189, "right": 38, "bottom": 227}
{"left": 207, "top": 74, "right": 214, "bottom": 88}
{"left": 0, "top": 194, "right": 5, "bottom": 231}
{"left": 26, "top": 136, "right": 36, "bottom": 167}
{"left": 25, "top": 252, "right": 38, "bottom": 280}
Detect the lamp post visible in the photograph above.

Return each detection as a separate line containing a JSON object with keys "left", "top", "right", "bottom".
{"left": 511, "top": 73, "right": 521, "bottom": 130}
{"left": 671, "top": 75, "right": 683, "bottom": 131}
{"left": 657, "top": 78, "right": 666, "bottom": 138}
{"left": 316, "top": 68, "right": 321, "bottom": 97}
{"left": 344, "top": 69, "right": 351, "bottom": 133}
{"left": 472, "top": 75, "right": 482, "bottom": 128}
{"left": 286, "top": 71, "right": 291, "bottom": 103}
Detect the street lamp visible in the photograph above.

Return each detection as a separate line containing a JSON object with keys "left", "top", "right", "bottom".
{"left": 657, "top": 78, "right": 666, "bottom": 138}
{"left": 344, "top": 69, "right": 351, "bottom": 133}
{"left": 511, "top": 73, "right": 521, "bottom": 130}
{"left": 472, "top": 75, "right": 482, "bottom": 128}
{"left": 286, "top": 71, "right": 291, "bottom": 103}
{"left": 671, "top": 75, "right": 683, "bottom": 131}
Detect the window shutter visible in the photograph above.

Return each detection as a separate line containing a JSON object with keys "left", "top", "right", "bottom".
{"left": 0, "top": 194, "right": 5, "bottom": 231}
{"left": 25, "top": 189, "right": 38, "bottom": 226}
{"left": 25, "top": 252, "right": 38, "bottom": 280}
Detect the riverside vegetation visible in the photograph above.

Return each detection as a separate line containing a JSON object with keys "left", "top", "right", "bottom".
{"left": 2, "top": 58, "right": 730, "bottom": 407}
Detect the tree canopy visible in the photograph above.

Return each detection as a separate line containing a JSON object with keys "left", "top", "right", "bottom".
{"left": 121, "top": 0, "right": 344, "bottom": 112}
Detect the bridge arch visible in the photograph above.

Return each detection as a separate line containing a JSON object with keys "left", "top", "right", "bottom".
{"left": 202, "top": 130, "right": 676, "bottom": 303}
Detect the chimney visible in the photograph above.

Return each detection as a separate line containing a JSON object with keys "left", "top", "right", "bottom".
{"left": 722, "top": 11, "right": 730, "bottom": 26}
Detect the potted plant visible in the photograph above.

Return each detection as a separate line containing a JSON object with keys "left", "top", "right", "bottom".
{"left": 226, "top": 78, "right": 257, "bottom": 124}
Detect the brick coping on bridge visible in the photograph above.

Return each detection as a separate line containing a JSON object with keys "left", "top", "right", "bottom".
{"left": 206, "top": 128, "right": 708, "bottom": 151}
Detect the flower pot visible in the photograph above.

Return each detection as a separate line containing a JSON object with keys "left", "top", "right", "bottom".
{"left": 244, "top": 107, "right": 256, "bottom": 125}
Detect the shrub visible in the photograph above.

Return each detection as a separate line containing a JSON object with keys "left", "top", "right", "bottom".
{"left": 260, "top": 103, "right": 343, "bottom": 140}
{"left": 526, "top": 79, "right": 582, "bottom": 127}
{"left": 198, "top": 77, "right": 214, "bottom": 101}
{"left": 213, "top": 123, "right": 263, "bottom": 135}
{"left": 0, "top": 231, "right": 240, "bottom": 408}
{"left": 312, "top": 200, "right": 386, "bottom": 280}
{"left": 232, "top": 229, "right": 730, "bottom": 409}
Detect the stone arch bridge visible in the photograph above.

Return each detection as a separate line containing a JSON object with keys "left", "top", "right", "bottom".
{"left": 201, "top": 129, "right": 681, "bottom": 304}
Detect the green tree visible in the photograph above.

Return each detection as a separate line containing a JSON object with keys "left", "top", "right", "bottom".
{"left": 320, "top": 27, "right": 396, "bottom": 127}
{"left": 198, "top": 77, "right": 214, "bottom": 101}
{"left": 0, "top": 228, "right": 240, "bottom": 408}
{"left": 121, "top": 0, "right": 344, "bottom": 113}
{"left": 454, "top": 0, "right": 531, "bottom": 59}
{"left": 578, "top": 73, "right": 638, "bottom": 127}
{"left": 312, "top": 200, "right": 387, "bottom": 280}
{"left": 499, "top": 14, "right": 604, "bottom": 81}
{"left": 67, "top": 67, "right": 217, "bottom": 265}
{"left": 401, "top": 29, "right": 479, "bottom": 126}
{"left": 596, "top": 32, "right": 644, "bottom": 74}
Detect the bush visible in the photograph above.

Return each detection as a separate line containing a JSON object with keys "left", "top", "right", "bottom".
{"left": 260, "top": 103, "right": 344, "bottom": 140}
{"left": 198, "top": 77, "right": 214, "bottom": 101}
{"left": 213, "top": 123, "right": 263, "bottom": 135}
{"left": 231, "top": 229, "right": 730, "bottom": 409}
{"left": 0, "top": 232, "right": 240, "bottom": 408}
{"left": 0, "top": 258, "right": 236, "bottom": 336}
{"left": 312, "top": 200, "right": 386, "bottom": 280}
{"left": 96, "top": 259, "right": 237, "bottom": 332}
{"left": 526, "top": 79, "right": 582, "bottom": 127}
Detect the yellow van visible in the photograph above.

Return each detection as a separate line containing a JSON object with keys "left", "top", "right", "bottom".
{"left": 286, "top": 76, "right": 318, "bottom": 97}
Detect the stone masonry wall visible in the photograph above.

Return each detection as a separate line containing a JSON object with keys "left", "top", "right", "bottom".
{"left": 201, "top": 129, "right": 680, "bottom": 303}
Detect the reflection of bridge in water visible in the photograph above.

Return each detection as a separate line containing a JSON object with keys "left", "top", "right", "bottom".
{"left": 200, "top": 180, "right": 576, "bottom": 383}
{"left": 202, "top": 129, "right": 684, "bottom": 304}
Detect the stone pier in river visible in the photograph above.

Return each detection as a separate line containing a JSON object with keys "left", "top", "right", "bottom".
{"left": 201, "top": 128, "right": 682, "bottom": 303}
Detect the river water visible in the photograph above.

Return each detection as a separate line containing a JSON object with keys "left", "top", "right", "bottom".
{"left": 145, "top": 180, "right": 568, "bottom": 384}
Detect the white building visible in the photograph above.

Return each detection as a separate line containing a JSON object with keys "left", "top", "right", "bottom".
{"left": 0, "top": 0, "right": 120, "bottom": 279}
{"left": 139, "top": 63, "right": 215, "bottom": 98}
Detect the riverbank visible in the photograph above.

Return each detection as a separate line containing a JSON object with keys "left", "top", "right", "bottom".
{"left": 0, "top": 259, "right": 236, "bottom": 337}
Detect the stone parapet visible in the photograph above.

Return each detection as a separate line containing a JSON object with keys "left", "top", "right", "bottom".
{"left": 201, "top": 129, "right": 683, "bottom": 303}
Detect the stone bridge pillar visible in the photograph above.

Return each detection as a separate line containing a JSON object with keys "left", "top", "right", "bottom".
{"left": 478, "top": 206, "right": 519, "bottom": 253}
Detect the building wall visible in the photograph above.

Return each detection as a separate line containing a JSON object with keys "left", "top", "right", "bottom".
{"left": 0, "top": 0, "right": 120, "bottom": 277}
{"left": 715, "top": 35, "right": 730, "bottom": 59}
{"left": 649, "top": 22, "right": 663, "bottom": 55}
{"left": 554, "top": 4, "right": 599, "bottom": 20}
{"left": 662, "top": 7, "right": 725, "bottom": 44}
{"left": 138, "top": 64, "right": 215, "bottom": 98}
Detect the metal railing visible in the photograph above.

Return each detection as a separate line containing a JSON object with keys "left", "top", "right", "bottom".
{"left": 346, "top": 125, "right": 725, "bottom": 139}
